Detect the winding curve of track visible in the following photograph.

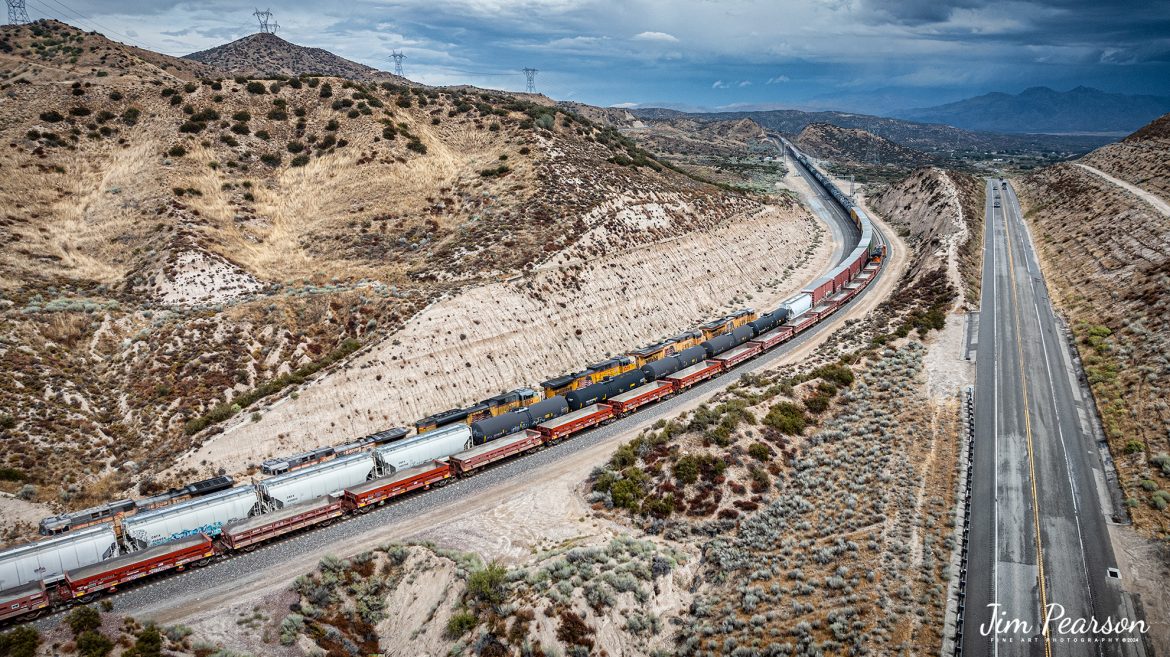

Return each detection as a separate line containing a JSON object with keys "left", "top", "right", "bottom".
{"left": 25, "top": 143, "right": 892, "bottom": 629}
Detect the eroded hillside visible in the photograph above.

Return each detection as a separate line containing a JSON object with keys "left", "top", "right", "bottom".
{"left": 795, "top": 122, "right": 931, "bottom": 169}
{"left": 869, "top": 168, "right": 984, "bottom": 305}
{"left": 1019, "top": 115, "right": 1170, "bottom": 537}
{"left": 0, "top": 20, "right": 812, "bottom": 529}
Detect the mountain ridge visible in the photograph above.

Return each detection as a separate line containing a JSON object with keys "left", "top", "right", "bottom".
{"left": 895, "top": 86, "right": 1170, "bottom": 134}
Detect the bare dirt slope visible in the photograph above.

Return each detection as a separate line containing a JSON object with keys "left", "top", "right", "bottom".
{"left": 870, "top": 167, "right": 984, "bottom": 305}
{"left": 172, "top": 199, "right": 830, "bottom": 479}
{"left": 0, "top": 20, "right": 791, "bottom": 525}
{"left": 1018, "top": 114, "right": 1170, "bottom": 537}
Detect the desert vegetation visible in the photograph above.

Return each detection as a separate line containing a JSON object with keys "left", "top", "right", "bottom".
{"left": 0, "top": 19, "right": 783, "bottom": 532}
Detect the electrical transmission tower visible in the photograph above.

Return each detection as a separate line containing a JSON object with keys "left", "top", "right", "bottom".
{"left": 522, "top": 67, "right": 538, "bottom": 93}
{"left": 7, "top": 0, "right": 30, "bottom": 24}
{"left": 389, "top": 50, "right": 406, "bottom": 77}
{"left": 253, "top": 8, "right": 277, "bottom": 34}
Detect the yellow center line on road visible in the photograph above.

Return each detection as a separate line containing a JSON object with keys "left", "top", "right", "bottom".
{"left": 1001, "top": 188, "right": 1053, "bottom": 657}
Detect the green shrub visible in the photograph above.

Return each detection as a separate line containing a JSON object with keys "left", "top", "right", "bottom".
{"left": 278, "top": 613, "right": 303, "bottom": 646}
{"left": 610, "top": 444, "right": 637, "bottom": 469}
{"left": 813, "top": 363, "right": 854, "bottom": 388}
{"left": 167, "top": 144, "right": 186, "bottom": 157}
{"left": 592, "top": 471, "right": 616, "bottom": 493}
{"left": 0, "top": 466, "right": 24, "bottom": 481}
{"left": 0, "top": 625, "right": 40, "bottom": 657}
{"left": 287, "top": 141, "right": 305, "bottom": 153}
{"left": 319, "top": 82, "right": 332, "bottom": 98}
{"left": 76, "top": 631, "right": 113, "bottom": 657}
{"left": 121, "top": 107, "right": 140, "bottom": 125}
{"left": 640, "top": 494, "right": 674, "bottom": 518}
{"left": 66, "top": 605, "right": 101, "bottom": 636}
{"left": 231, "top": 111, "right": 251, "bottom": 122}
{"left": 446, "top": 610, "right": 476, "bottom": 638}
{"left": 178, "top": 121, "right": 205, "bottom": 133}
{"left": 805, "top": 393, "right": 831, "bottom": 415}
{"left": 406, "top": 139, "right": 427, "bottom": 154}
{"left": 124, "top": 625, "right": 162, "bottom": 657}
{"left": 748, "top": 443, "right": 771, "bottom": 462}
{"left": 260, "top": 152, "right": 282, "bottom": 166}
{"left": 1124, "top": 440, "right": 1144, "bottom": 455}
{"left": 674, "top": 455, "right": 699, "bottom": 485}
{"left": 467, "top": 562, "right": 507, "bottom": 604}
{"left": 39, "top": 110, "right": 64, "bottom": 122}
{"left": 290, "top": 154, "right": 310, "bottom": 167}
{"left": 245, "top": 81, "right": 266, "bottom": 94}
{"left": 479, "top": 164, "right": 510, "bottom": 177}
{"left": 764, "top": 401, "right": 807, "bottom": 435}
{"left": 610, "top": 478, "right": 643, "bottom": 510}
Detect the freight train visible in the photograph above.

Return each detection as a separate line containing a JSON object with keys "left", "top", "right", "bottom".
{"left": 0, "top": 142, "right": 884, "bottom": 626}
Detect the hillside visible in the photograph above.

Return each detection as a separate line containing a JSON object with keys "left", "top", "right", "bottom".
{"left": 897, "top": 86, "right": 1170, "bottom": 134}
{"left": 0, "top": 20, "right": 819, "bottom": 531}
{"left": 795, "top": 122, "right": 931, "bottom": 168}
{"left": 869, "top": 168, "right": 984, "bottom": 304}
{"left": 1018, "top": 113, "right": 1170, "bottom": 537}
{"left": 184, "top": 32, "right": 408, "bottom": 83}
{"left": 0, "top": 19, "right": 214, "bottom": 83}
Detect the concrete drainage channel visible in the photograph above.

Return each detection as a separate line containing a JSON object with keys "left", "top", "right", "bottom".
{"left": 943, "top": 384, "right": 976, "bottom": 657}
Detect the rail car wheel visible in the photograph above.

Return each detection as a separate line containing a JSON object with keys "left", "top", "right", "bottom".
{"left": 195, "top": 557, "right": 213, "bottom": 567}
{"left": 78, "top": 593, "right": 98, "bottom": 604}
{"left": 321, "top": 518, "right": 336, "bottom": 527}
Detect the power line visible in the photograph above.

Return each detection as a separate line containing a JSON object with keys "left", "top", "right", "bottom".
{"left": 389, "top": 50, "right": 405, "bottom": 77}
{"left": 252, "top": 8, "right": 277, "bottom": 34}
{"left": 7, "top": 0, "right": 30, "bottom": 24}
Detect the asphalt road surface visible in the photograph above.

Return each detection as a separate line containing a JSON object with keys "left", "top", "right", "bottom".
{"left": 30, "top": 142, "right": 888, "bottom": 629}
{"left": 962, "top": 180, "right": 1146, "bottom": 657}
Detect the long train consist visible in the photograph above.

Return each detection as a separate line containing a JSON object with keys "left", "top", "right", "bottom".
{"left": 0, "top": 144, "right": 883, "bottom": 625}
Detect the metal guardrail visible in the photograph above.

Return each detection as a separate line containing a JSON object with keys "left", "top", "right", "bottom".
{"left": 952, "top": 384, "right": 976, "bottom": 657}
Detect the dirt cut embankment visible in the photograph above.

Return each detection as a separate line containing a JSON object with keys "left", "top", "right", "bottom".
{"left": 171, "top": 201, "right": 831, "bottom": 479}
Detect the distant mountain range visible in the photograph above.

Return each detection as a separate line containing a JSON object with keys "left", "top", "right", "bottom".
{"left": 629, "top": 107, "right": 1114, "bottom": 154}
{"left": 894, "top": 86, "right": 1170, "bottom": 134}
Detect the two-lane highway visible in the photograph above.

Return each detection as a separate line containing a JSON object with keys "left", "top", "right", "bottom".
{"left": 962, "top": 180, "right": 1145, "bottom": 656}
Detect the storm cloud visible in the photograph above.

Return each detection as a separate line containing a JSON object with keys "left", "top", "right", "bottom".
{"left": 19, "top": 0, "right": 1170, "bottom": 112}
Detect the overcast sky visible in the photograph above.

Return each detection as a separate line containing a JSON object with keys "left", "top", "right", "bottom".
{"left": 21, "top": 0, "right": 1170, "bottom": 113}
